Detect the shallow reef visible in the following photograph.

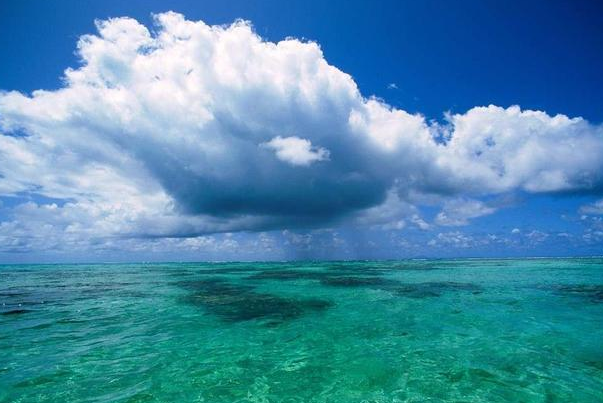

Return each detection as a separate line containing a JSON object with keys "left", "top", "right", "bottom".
{"left": 555, "top": 284, "right": 603, "bottom": 303}
{"left": 177, "top": 278, "right": 332, "bottom": 323}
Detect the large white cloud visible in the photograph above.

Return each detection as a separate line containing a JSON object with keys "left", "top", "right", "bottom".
{"left": 1, "top": 12, "right": 602, "bottom": 252}
{"left": 438, "top": 106, "right": 603, "bottom": 193}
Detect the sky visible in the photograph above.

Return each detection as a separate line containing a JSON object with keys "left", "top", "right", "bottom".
{"left": 0, "top": 0, "right": 602, "bottom": 262}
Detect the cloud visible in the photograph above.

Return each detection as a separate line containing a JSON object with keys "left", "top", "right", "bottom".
{"left": 441, "top": 106, "right": 603, "bottom": 193}
{"left": 428, "top": 231, "right": 476, "bottom": 248}
{"left": 526, "top": 230, "right": 549, "bottom": 243}
{"left": 579, "top": 199, "right": 603, "bottom": 215}
{"left": 410, "top": 214, "right": 431, "bottom": 231}
{"left": 381, "top": 220, "right": 406, "bottom": 230}
{"left": 282, "top": 229, "right": 348, "bottom": 258}
{"left": 1, "top": 12, "right": 603, "bottom": 254}
{"left": 583, "top": 229, "right": 603, "bottom": 244}
{"left": 578, "top": 215, "right": 603, "bottom": 246}
{"left": 261, "top": 136, "right": 330, "bottom": 166}
{"left": 435, "top": 198, "right": 496, "bottom": 226}
{"left": 353, "top": 189, "right": 417, "bottom": 229}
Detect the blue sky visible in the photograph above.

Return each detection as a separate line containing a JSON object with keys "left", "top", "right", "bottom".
{"left": 0, "top": 0, "right": 602, "bottom": 262}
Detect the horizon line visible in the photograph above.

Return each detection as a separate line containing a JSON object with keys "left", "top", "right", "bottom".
{"left": 1, "top": 255, "right": 602, "bottom": 266}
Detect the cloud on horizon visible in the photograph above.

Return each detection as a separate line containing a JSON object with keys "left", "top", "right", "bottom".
{"left": 1, "top": 12, "right": 603, "bottom": 256}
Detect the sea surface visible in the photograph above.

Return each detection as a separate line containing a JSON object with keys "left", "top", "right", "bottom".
{"left": 1, "top": 259, "right": 603, "bottom": 402}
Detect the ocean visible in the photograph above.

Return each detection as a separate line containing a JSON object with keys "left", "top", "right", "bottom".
{"left": 1, "top": 259, "right": 602, "bottom": 402}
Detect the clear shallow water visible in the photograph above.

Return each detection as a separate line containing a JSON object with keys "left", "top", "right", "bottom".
{"left": 1, "top": 259, "right": 603, "bottom": 403}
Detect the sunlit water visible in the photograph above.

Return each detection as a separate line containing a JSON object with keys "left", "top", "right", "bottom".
{"left": 1, "top": 259, "right": 603, "bottom": 402}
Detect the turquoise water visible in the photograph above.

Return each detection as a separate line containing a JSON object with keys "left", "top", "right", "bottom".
{"left": 1, "top": 259, "right": 603, "bottom": 402}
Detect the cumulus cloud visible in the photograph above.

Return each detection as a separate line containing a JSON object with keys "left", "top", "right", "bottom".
{"left": 353, "top": 189, "right": 417, "bottom": 229}
{"left": 261, "top": 136, "right": 330, "bottom": 166}
{"left": 435, "top": 198, "right": 496, "bottom": 226}
{"left": 1, "top": 12, "right": 603, "bottom": 254}
{"left": 437, "top": 106, "right": 603, "bottom": 194}
{"left": 579, "top": 199, "right": 603, "bottom": 215}
{"left": 428, "top": 231, "right": 476, "bottom": 248}
{"left": 381, "top": 220, "right": 406, "bottom": 231}
{"left": 526, "top": 230, "right": 549, "bottom": 243}
{"left": 410, "top": 214, "right": 431, "bottom": 231}
{"left": 583, "top": 229, "right": 603, "bottom": 244}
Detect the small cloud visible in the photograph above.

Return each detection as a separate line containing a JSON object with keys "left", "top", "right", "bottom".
{"left": 511, "top": 228, "right": 521, "bottom": 234}
{"left": 387, "top": 83, "right": 398, "bottom": 90}
{"left": 381, "top": 220, "right": 406, "bottom": 231}
{"left": 526, "top": 230, "right": 548, "bottom": 243}
{"left": 282, "top": 230, "right": 313, "bottom": 247}
{"left": 583, "top": 229, "right": 603, "bottom": 244}
{"left": 435, "top": 198, "right": 496, "bottom": 226}
{"left": 429, "top": 231, "right": 475, "bottom": 248}
{"left": 411, "top": 214, "right": 431, "bottom": 231}
{"left": 579, "top": 199, "right": 603, "bottom": 215}
{"left": 261, "top": 136, "right": 330, "bottom": 166}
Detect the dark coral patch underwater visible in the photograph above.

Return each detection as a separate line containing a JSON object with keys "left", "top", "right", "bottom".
{"left": 245, "top": 267, "right": 482, "bottom": 299}
{"left": 320, "top": 277, "right": 482, "bottom": 298}
{"left": 176, "top": 278, "right": 332, "bottom": 323}
{"left": 555, "top": 284, "right": 603, "bottom": 303}
{"left": 389, "top": 281, "right": 483, "bottom": 298}
{"left": 320, "top": 276, "right": 400, "bottom": 287}
{"left": 247, "top": 269, "right": 384, "bottom": 281}
{"left": 1, "top": 309, "right": 34, "bottom": 316}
